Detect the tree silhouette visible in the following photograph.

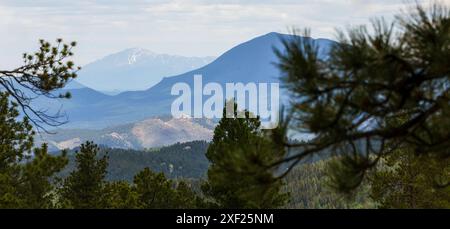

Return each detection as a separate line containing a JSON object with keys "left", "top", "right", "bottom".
{"left": 0, "top": 92, "right": 68, "bottom": 208}
{"left": 60, "top": 141, "right": 109, "bottom": 208}
{"left": 0, "top": 39, "right": 79, "bottom": 131}
{"left": 273, "top": 3, "right": 449, "bottom": 192}
{"left": 203, "top": 101, "right": 288, "bottom": 208}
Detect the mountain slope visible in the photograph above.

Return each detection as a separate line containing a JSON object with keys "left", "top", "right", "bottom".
{"left": 38, "top": 116, "right": 215, "bottom": 151}
{"left": 115, "top": 32, "right": 334, "bottom": 111}
{"left": 36, "top": 32, "right": 336, "bottom": 129}
{"left": 76, "top": 48, "right": 215, "bottom": 92}
{"left": 57, "top": 141, "right": 210, "bottom": 181}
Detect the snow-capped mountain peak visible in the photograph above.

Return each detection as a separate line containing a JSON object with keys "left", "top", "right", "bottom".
{"left": 125, "top": 47, "right": 158, "bottom": 65}
{"left": 76, "top": 48, "right": 216, "bottom": 92}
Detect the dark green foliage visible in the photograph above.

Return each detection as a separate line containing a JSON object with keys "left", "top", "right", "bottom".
{"left": 284, "top": 160, "right": 374, "bottom": 209}
{"left": 19, "top": 144, "right": 68, "bottom": 208}
{"left": 203, "top": 101, "right": 288, "bottom": 209}
{"left": 106, "top": 141, "right": 209, "bottom": 180}
{"left": 0, "top": 92, "right": 68, "bottom": 208}
{"left": 103, "top": 181, "right": 139, "bottom": 209}
{"left": 370, "top": 148, "right": 450, "bottom": 208}
{"left": 0, "top": 93, "right": 34, "bottom": 166}
{"left": 59, "top": 141, "right": 209, "bottom": 181}
{"left": 57, "top": 141, "right": 205, "bottom": 209}
{"left": 133, "top": 168, "right": 203, "bottom": 209}
{"left": 174, "top": 181, "right": 206, "bottom": 209}
{"left": 0, "top": 39, "right": 78, "bottom": 208}
{"left": 133, "top": 168, "right": 176, "bottom": 208}
{"left": 274, "top": 3, "right": 450, "bottom": 193}
{"left": 60, "top": 141, "right": 109, "bottom": 208}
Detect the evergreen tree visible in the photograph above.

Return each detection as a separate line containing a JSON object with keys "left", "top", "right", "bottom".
{"left": 19, "top": 144, "right": 68, "bottom": 208}
{"left": 133, "top": 168, "right": 174, "bottom": 208}
{"left": 370, "top": 148, "right": 450, "bottom": 208}
{"left": 132, "top": 167, "right": 205, "bottom": 209}
{"left": 104, "top": 181, "right": 139, "bottom": 209}
{"left": 0, "top": 92, "right": 68, "bottom": 208}
{"left": 202, "top": 101, "right": 288, "bottom": 209}
{"left": 0, "top": 39, "right": 79, "bottom": 130}
{"left": 60, "top": 141, "right": 109, "bottom": 208}
{"left": 173, "top": 181, "right": 206, "bottom": 209}
{"left": 273, "top": 3, "right": 450, "bottom": 192}
{"left": 284, "top": 159, "right": 374, "bottom": 209}
{"left": 0, "top": 38, "right": 77, "bottom": 208}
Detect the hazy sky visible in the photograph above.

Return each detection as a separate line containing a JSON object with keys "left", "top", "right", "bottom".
{"left": 0, "top": 0, "right": 444, "bottom": 68}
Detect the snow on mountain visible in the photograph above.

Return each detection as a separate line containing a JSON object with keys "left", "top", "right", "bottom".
{"left": 76, "top": 48, "right": 216, "bottom": 92}
{"left": 127, "top": 48, "right": 151, "bottom": 65}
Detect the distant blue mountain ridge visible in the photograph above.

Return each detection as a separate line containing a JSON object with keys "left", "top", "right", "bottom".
{"left": 76, "top": 48, "right": 216, "bottom": 93}
{"left": 31, "top": 32, "right": 336, "bottom": 130}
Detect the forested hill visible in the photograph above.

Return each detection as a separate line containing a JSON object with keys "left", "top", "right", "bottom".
{"left": 59, "top": 141, "right": 210, "bottom": 181}
{"left": 56, "top": 140, "right": 374, "bottom": 208}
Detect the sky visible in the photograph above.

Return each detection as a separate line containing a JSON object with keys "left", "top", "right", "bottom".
{"left": 0, "top": 0, "right": 445, "bottom": 68}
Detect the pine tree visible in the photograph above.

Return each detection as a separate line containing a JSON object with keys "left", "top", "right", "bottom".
{"left": 370, "top": 148, "right": 450, "bottom": 208}
{"left": 19, "top": 144, "right": 68, "bottom": 208}
{"left": 0, "top": 92, "right": 68, "bottom": 208}
{"left": 273, "top": 3, "right": 450, "bottom": 192}
{"left": 173, "top": 181, "right": 206, "bottom": 209}
{"left": 104, "top": 181, "right": 139, "bottom": 209}
{"left": 202, "top": 101, "right": 288, "bottom": 209}
{"left": 133, "top": 168, "right": 177, "bottom": 209}
{"left": 132, "top": 168, "right": 205, "bottom": 209}
{"left": 0, "top": 39, "right": 79, "bottom": 130}
{"left": 0, "top": 38, "right": 78, "bottom": 208}
{"left": 60, "top": 141, "right": 109, "bottom": 209}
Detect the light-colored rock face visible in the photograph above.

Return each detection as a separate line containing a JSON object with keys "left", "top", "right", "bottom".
{"left": 40, "top": 116, "right": 214, "bottom": 151}
{"left": 51, "top": 138, "right": 82, "bottom": 150}
{"left": 131, "top": 117, "right": 213, "bottom": 148}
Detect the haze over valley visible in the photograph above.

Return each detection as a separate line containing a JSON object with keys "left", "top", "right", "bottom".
{"left": 37, "top": 32, "right": 335, "bottom": 149}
